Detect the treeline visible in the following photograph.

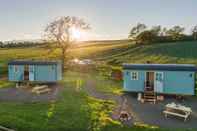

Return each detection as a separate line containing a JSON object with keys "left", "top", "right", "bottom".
{"left": 0, "top": 41, "right": 48, "bottom": 48}
{"left": 128, "top": 23, "right": 197, "bottom": 44}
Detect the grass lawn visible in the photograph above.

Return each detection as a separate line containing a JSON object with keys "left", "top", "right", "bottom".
{"left": 0, "top": 80, "right": 14, "bottom": 88}
{"left": 89, "top": 71, "right": 122, "bottom": 95}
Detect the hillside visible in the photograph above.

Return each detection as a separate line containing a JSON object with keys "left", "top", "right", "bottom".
{"left": 91, "top": 41, "right": 197, "bottom": 65}
{"left": 73, "top": 40, "right": 197, "bottom": 66}
{"left": 0, "top": 40, "right": 197, "bottom": 73}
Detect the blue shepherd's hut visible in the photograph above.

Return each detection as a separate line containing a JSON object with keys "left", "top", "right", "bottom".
{"left": 123, "top": 64, "right": 197, "bottom": 95}
{"left": 8, "top": 60, "right": 62, "bottom": 82}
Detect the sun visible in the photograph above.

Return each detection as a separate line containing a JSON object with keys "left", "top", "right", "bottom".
{"left": 70, "top": 27, "right": 81, "bottom": 40}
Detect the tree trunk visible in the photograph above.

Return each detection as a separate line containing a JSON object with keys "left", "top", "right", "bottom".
{"left": 62, "top": 48, "right": 65, "bottom": 72}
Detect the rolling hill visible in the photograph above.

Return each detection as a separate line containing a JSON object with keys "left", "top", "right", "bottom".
{"left": 72, "top": 40, "right": 197, "bottom": 66}
{"left": 0, "top": 40, "right": 197, "bottom": 74}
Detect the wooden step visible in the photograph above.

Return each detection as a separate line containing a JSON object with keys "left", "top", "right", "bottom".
{"left": 144, "top": 93, "right": 155, "bottom": 95}
{"left": 144, "top": 99, "right": 156, "bottom": 104}
{"left": 144, "top": 94, "right": 156, "bottom": 97}
{"left": 144, "top": 100, "right": 156, "bottom": 104}
{"left": 143, "top": 92, "right": 157, "bottom": 104}
{"left": 144, "top": 98, "right": 156, "bottom": 101}
{"left": 144, "top": 95, "right": 156, "bottom": 98}
{"left": 144, "top": 99, "right": 156, "bottom": 103}
{"left": 144, "top": 91, "right": 155, "bottom": 94}
{"left": 144, "top": 96, "right": 156, "bottom": 99}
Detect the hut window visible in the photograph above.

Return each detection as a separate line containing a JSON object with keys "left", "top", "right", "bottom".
{"left": 190, "top": 73, "right": 193, "bottom": 77}
{"left": 51, "top": 65, "right": 55, "bottom": 70}
{"left": 131, "top": 72, "right": 138, "bottom": 80}
{"left": 14, "top": 65, "right": 19, "bottom": 73}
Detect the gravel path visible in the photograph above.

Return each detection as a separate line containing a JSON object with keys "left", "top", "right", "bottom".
{"left": 125, "top": 93, "right": 197, "bottom": 129}
{"left": 84, "top": 78, "right": 197, "bottom": 129}
{"left": 0, "top": 84, "right": 62, "bottom": 102}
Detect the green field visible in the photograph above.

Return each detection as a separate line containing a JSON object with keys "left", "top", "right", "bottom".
{"left": 1, "top": 40, "right": 197, "bottom": 67}
{"left": 0, "top": 40, "right": 197, "bottom": 131}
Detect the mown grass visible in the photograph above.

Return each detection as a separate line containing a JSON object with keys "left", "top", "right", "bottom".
{"left": 0, "top": 80, "right": 14, "bottom": 88}
{"left": 89, "top": 72, "right": 122, "bottom": 95}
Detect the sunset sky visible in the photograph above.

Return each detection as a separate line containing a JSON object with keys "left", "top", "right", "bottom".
{"left": 0, "top": 0, "right": 197, "bottom": 41}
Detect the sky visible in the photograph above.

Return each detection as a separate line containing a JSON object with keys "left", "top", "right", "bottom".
{"left": 0, "top": 0, "right": 197, "bottom": 41}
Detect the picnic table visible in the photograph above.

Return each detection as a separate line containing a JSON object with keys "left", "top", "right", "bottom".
{"left": 32, "top": 85, "right": 51, "bottom": 94}
{"left": 163, "top": 102, "right": 192, "bottom": 122}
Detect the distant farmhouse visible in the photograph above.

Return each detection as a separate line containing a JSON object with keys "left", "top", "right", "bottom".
{"left": 8, "top": 60, "right": 62, "bottom": 82}
{"left": 123, "top": 64, "right": 197, "bottom": 95}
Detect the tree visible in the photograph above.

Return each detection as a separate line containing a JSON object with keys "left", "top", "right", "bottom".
{"left": 150, "top": 25, "right": 161, "bottom": 36}
{"left": 166, "top": 26, "right": 185, "bottom": 41}
{"left": 0, "top": 41, "right": 3, "bottom": 48}
{"left": 192, "top": 25, "right": 197, "bottom": 40}
{"left": 160, "top": 27, "right": 167, "bottom": 36}
{"left": 45, "top": 16, "right": 90, "bottom": 71}
{"left": 135, "top": 30, "right": 156, "bottom": 44}
{"left": 129, "top": 23, "right": 146, "bottom": 40}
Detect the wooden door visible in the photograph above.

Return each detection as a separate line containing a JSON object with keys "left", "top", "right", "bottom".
{"left": 145, "top": 72, "right": 154, "bottom": 90}
{"left": 24, "top": 65, "right": 29, "bottom": 81}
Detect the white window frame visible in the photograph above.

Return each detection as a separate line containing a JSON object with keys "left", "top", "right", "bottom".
{"left": 131, "top": 71, "right": 138, "bottom": 80}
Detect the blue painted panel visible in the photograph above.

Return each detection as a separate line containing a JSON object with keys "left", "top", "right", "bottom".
{"left": 8, "top": 65, "right": 24, "bottom": 81}
{"left": 123, "top": 69, "right": 195, "bottom": 95}
{"left": 29, "top": 65, "right": 35, "bottom": 81}
{"left": 57, "top": 63, "right": 62, "bottom": 80}
{"left": 123, "top": 70, "right": 145, "bottom": 92}
{"left": 35, "top": 65, "right": 56, "bottom": 82}
{"left": 8, "top": 63, "right": 62, "bottom": 82}
{"left": 163, "top": 71, "right": 195, "bottom": 95}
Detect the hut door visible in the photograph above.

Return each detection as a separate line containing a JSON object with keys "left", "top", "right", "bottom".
{"left": 29, "top": 65, "right": 35, "bottom": 81}
{"left": 24, "top": 65, "right": 29, "bottom": 81}
{"left": 145, "top": 72, "right": 154, "bottom": 91}
{"left": 154, "top": 72, "right": 164, "bottom": 93}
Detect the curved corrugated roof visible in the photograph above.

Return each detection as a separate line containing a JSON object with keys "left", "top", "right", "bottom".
{"left": 123, "top": 64, "right": 197, "bottom": 71}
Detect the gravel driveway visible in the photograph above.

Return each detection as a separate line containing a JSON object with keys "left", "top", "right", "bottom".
{"left": 125, "top": 93, "right": 197, "bottom": 129}
{"left": 0, "top": 84, "right": 62, "bottom": 102}
{"left": 84, "top": 77, "right": 197, "bottom": 129}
